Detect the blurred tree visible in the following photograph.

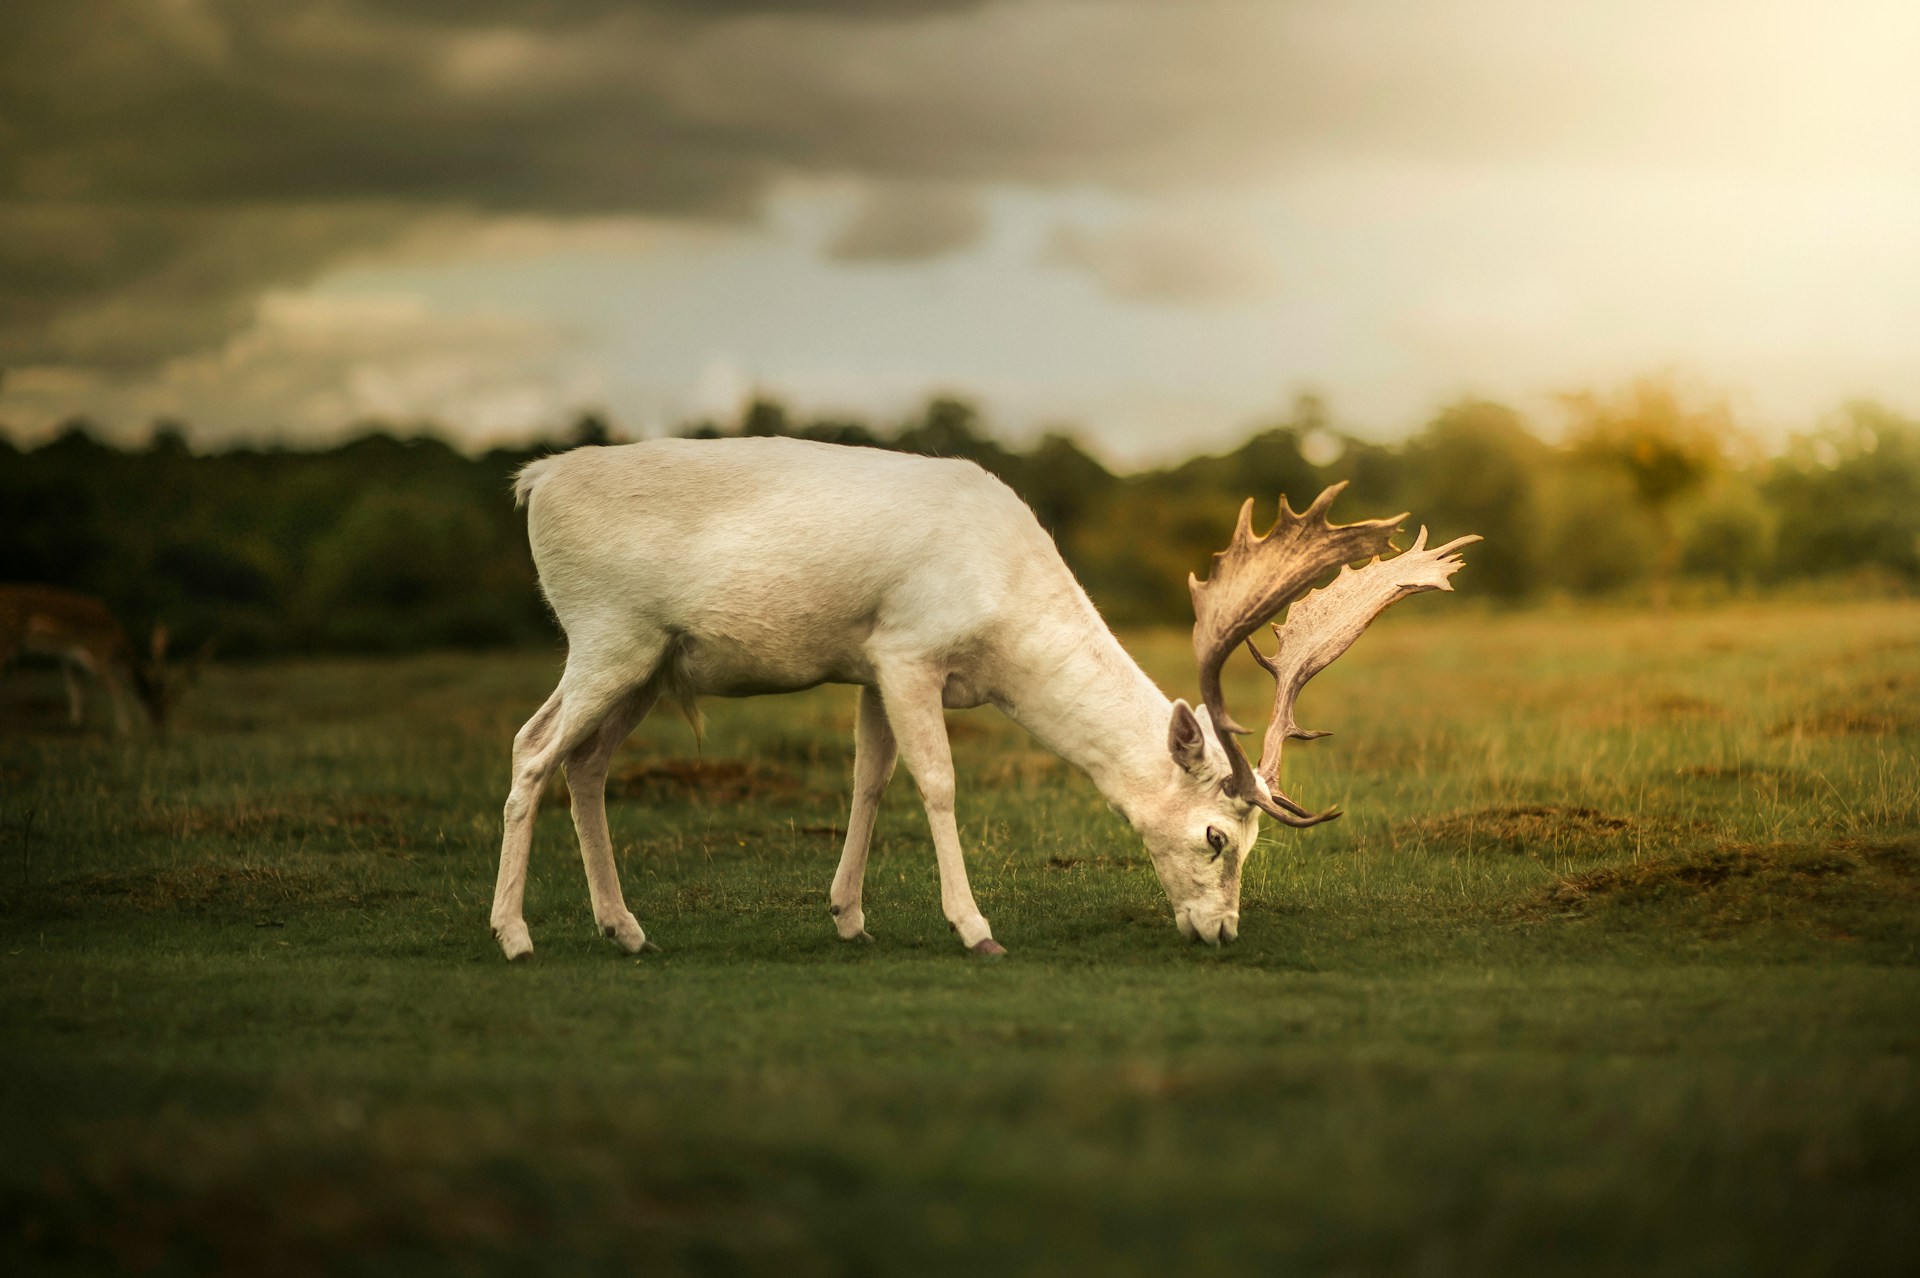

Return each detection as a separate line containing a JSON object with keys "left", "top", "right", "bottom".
{"left": 569, "top": 412, "right": 614, "bottom": 448}
{"left": 3, "top": 390, "right": 1912, "bottom": 657}
{"left": 1562, "top": 379, "right": 1732, "bottom": 608}
{"left": 898, "top": 397, "right": 988, "bottom": 459}
{"left": 797, "top": 417, "right": 880, "bottom": 448}
{"left": 1767, "top": 402, "right": 1920, "bottom": 584}
{"left": 1678, "top": 473, "right": 1776, "bottom": 589}
{"left": 740, "top": 398, "right": 791, "bottom": 438}
{"left": 1539, "top": 467, "right": 1661, "bottom": 596}
{"left": 1401, "top": 400, "right": 1546, "bottom": 598}
{"left": 1010, "top": 432, "right": 1115, "bottom": 548}
{"left": 147, "top": 418, "right": 192, "bottom": 458}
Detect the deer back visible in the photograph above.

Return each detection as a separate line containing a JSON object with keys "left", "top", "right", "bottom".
{"left": 515, "top": 439, "right": 1092, "bottom": 693}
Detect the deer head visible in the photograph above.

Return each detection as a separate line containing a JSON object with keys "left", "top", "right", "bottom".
{"left": 129, "top": 623, "right": 211, "bottom": 730}
{"left": 1140, "top": 483, "right": 1478, "bottom": 944}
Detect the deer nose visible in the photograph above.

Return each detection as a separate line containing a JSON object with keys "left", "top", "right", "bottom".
{"left": 1183, "top": 910, "right": 1234, "bottom": 947}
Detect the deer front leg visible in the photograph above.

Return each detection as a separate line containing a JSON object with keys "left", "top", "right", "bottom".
{"left": 563, "top": 682, "right": 660, "bottom": 954}
{"left": 829, "top": 685, "right": 896, "bottom": 942}
{"left": 874, "top": 665, "right": 1005, "bottom": 957}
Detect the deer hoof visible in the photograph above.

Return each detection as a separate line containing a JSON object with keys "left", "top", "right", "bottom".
{"left": 969, "top": 939, "right": 1008, "bottom": 960}
{"left": 494, "top": 922, "right": 534, "bottom": 962}
{"left": 599, "top": 914, "right": 648, "bottom": 954}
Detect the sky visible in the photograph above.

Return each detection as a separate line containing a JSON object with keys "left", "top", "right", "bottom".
{"left": 2, "top": 0, "right": 1916, "bottom": 464}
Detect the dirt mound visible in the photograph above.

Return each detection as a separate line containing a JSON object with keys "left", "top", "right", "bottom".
{"left": 1412, "top": 805, "right": 1633, "bottom": 855}
{"left": 548, "top": 757, "right": 815, "bottom": 806}
{"left": 1533, "top": 838, "right": 1918, "bottom": 916}
{"left": 1770, "top": 709, "right": 1907, "bottom": 737}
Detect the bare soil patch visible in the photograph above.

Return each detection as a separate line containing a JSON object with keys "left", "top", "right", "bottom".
{"left": 1770, "top": 709, "right": 1907, "bottom": 737}
{"left": 1408, "top": 805, "right": 1634, "bottom": 856}
{"left": 549, "top": 758, "right": 820, "bottom": 807}
{"left": 1532, "top": 837, "right": 1919, "bottom": 917}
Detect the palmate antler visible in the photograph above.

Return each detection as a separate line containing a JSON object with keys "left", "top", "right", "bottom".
{"left": 1189, "top": 482, "right": 1402, "bottom": 826}
{"left": 1191, "top": 484, "right": 1478, "bottom": 827}
{"left": 1248, "top": 526, "right": 1480, "bottom": 812}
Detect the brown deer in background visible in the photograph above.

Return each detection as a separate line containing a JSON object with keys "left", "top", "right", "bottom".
{"left": 0, "top": 586, "right": 174, "bottom": 733}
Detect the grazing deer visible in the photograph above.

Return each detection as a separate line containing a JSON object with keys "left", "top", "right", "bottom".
{"left": 0, "top": 585, "right": 173, "bottom": 733}
{"left": 492, "top": 438, "right": 1476, "bottom": 960}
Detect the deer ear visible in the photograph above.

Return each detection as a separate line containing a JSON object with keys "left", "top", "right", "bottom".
{"left": 149, "top": 623, "right": 169, "bottom": 664}
{"left": 1167, "top": 699, "right": 1210, "bottom": 773}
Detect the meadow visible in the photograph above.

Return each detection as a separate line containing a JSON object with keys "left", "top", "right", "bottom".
{"left": 2, "top": 599, "right": 1916, "bottom": 1275}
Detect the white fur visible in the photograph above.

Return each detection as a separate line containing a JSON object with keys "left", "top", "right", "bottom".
{"left": 490, "top": 437, "right": 1262, "bottom": 960}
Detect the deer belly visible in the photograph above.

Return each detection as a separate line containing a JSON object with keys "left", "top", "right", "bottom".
{"left": 673, "top": 631, "right": 876, "bottom": 698}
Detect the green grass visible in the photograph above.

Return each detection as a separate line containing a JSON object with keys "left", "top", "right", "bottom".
{"left": 2, "top": 599, "right": 1917, "bottom": 1275}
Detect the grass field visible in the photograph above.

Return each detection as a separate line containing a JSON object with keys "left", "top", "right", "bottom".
{"left": 2, "top": 599, "right": 1917, "bottom": 1275}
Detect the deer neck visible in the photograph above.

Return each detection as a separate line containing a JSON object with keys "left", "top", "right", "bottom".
{"left": 991, "top": 610, "right": 1175, "bottom": 823}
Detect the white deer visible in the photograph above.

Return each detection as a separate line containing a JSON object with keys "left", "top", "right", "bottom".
{"left": 490, "top": 437, "right": 1476, "bottom": 960}
{"left": 0, "top": 585, "right": 173, "bottom": 733}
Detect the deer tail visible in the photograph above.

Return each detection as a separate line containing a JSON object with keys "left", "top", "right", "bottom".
{"left": 512, "top": 456, "right": 559, "bottom": 510}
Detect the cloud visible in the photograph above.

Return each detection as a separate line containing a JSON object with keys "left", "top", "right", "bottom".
{"left": 825, "top": 183, "right": 986, "bottom": 262}
{"left": 2, "top": 0, "right": 1913, "bottom": 395}
{"left": 0, "top": 203, "right": 419, "bottom": 372}
{"left": 1044, "top": 213, "right": 1280, "bottom": 304}
{"left": 0, "top": 289, "right": 590, "bottom": 447}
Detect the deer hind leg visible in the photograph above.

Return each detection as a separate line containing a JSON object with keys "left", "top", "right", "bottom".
{"left": 564, "top": 681, "right": 662, "bottom": 954}
{"left": 874, "top": 663, "right": 1002, "bottom": 957}
{"left": 829, "top": 685, "right": 896, "bottom": 942}
{"left": 491, "top": 641, "right": 665, "bottom": 961}
{"left": 492, "top": 687, "right": 563, "bottom": 960}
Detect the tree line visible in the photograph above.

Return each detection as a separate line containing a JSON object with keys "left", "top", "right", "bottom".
{"left": 2, "top": 381, "right": 1914, "bottom": 656}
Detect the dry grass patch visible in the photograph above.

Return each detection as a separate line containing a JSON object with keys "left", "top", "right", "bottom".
{"left": 1673, "top": 763, "right": 1822, "bottom": 796}
{"left": 1646, "top": 694, "right": 1728, "bottom": 719}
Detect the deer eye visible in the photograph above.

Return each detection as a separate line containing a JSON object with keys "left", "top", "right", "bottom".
{"left": 1205, "top": 826, "right": 1229, "bottom": 860}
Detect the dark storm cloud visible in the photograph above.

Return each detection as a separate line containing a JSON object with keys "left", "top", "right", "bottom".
{"left": 0, "top": 1, "right": 994, "bottom": 372}
{"left": 385, "top": 1, "right": 989, "bottom": 21}
{"left": 5, "top": 0, "right": 1843, "bottom": 378}
{"left": 0, "top": 203, "right": 415, "bottom": 371}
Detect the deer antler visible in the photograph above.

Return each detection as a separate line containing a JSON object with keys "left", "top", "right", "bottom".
{"left": 1249, "top": 526, "right": 1480, "bottom": 805}
{"left": 1189, "top": 482, "right": 1403, "bottom": 827}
